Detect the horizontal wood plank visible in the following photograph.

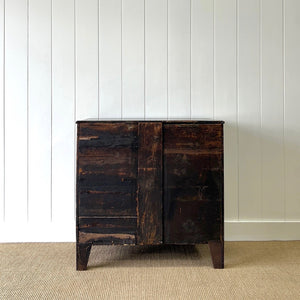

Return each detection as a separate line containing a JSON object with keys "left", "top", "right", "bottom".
{"left": 79, "top": 217, "right": 136, "bottom": 234}
{"left": 78, "top": 122, "right": 138, "bottom": 155}
{"left": 79, "top": 191, "right": 136, "bottom": 216}
{"left": 163, "top": 124, "right": 223, "bottom": 151}
{"left": 78, "top": 232, "right": 136, "bottom": 245}
{"left": 78, "top": 152, "right": 136, "bottom": 177}
{"left": 78, "top": 174, "right": 136, "bottom": 194}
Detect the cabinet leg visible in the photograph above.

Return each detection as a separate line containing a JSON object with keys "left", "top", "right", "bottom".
{"left": 208, "top": 240, "right": 224, "bottom": 269}
{"left": 76, "top": 243, "right": 92, "bottom": 271}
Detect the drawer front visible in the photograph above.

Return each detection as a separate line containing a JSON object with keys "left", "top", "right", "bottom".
{"left": 78, "top": 217, "right": 137, "bottom": 245}
{"left": 163, "top": 124, "right": 224, "bottom": 244}
{"left": 77, "top": 122, "right": 138, "bottom": 218}
{"left": 78, "top": 122, "right": 138, "bottom": 156}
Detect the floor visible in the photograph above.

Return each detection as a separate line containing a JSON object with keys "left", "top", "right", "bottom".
{"left": 0, "top": 241, "right": 300, "bottom": 299}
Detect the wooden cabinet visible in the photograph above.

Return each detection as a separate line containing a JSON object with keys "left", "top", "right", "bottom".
{"left": 76, "top": 120, "right": 224, "bottom": 270}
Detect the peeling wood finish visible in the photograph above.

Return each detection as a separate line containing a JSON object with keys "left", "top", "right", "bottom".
{"left": 78, "top": 232, "right": 136, "bottom": 245}
{"left": 78, "top": 122, "right": 138, "bottom": 156}
{"left": 163, "top": 124, "right": 223, "bottom": 151}
{"left": 137, "top": 122, "right": 163, "bottom": 245}
{"left": 79, "top": 191, "right": 136, "bottom": 216}
{"left": 77, "top": 122, "right": 138, "bottom": 220}
{"left": 79, "top": 217, "right": 137, "bottom": 234}
{"left": 76, "top": 121, "right": 224, "bottom": 270}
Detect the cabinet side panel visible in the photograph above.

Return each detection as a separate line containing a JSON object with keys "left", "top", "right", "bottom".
{"left": 137, "top": 122, "right": 163, "bottom": 245}
{"left": 164, "top": 124, "right": 223, "bottom": 244}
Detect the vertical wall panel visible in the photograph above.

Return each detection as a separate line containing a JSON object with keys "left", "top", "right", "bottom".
{"left": 168, "top": 0, "right": 191, "bottom": 118}
{"left": 145, "top": 0, "right": 167, "bottom": 118}
{"left": 122, "top": 0, "right": 144, "bottom": 118}
{"left": 52, "top": 0, "right": 75, "bottom": 223}
{"left": 238, "top": 0, "right": 261, "bottom": 220}
{"left": 1, "top": 0, "right": 300, "bottom": 241}
{"left": 75, "top": 0, "right": 98, "bottom": 120}
{"left": 285, "top": 0, "right": 300, "bottom": 220}
{"left": 191, "top": 0, "right": 213, "bottom": 119}
{"left": 4, "top": 0, "right": 28, "bottom": 222}
{"left": 0, "top": 0, "right": 4, "bottom": 221}
{"left": 214, "top": 0, "right": 238, "bottom": 220}
{"left": 261, "top": 0, "right": 284, "bottom": 220}
{"left": 28, "top": 0, "right": 51, "bottom": 222}
{"left": 99, "top": 0, "right": 122, "bottom": 118}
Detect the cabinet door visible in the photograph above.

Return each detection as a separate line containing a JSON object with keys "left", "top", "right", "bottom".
{"left": 137, "top": 122, "right": 163, "bottom": 245}
{"left": 77, "top": 121, "right": 163, "bottom": 246}
{"left": 163, "top": 123, "right": 223, "bottom": 244}
{"left": 77, "top": 122, "right": 138, "bottom": 245}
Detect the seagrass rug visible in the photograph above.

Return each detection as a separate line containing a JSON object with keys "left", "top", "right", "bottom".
{"left": 1, "top": 241, "right": 300, "bottom": 299}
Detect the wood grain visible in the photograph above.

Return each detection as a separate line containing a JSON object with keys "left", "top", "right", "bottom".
{"left": 76, "top": 121, "right": 224, "bottom": 269}
{"left": 137, "top": 122, "right": 163, "bottom": 245}
{"left": 78, "top": 123, "right": 138, "bottom": 155}
{"left": 78, "top": 150, "right": 136, "bottom": 175}
{"left": 77, "top": 122, "right": 138, "bottom": 218}
{"left": 79, "top": 191, "right": 136, "bottom": 216}
{"left": 163, "top": 123, "right": 224, "bottom": 244}
{"left": 163, "top": 124, "right": 223, "bottom": 151}
{"left": 79, "top": 217, "right": 137, "bottom": 234}
{"left": 78, "top": 232, "right": 136, "bottom": 245}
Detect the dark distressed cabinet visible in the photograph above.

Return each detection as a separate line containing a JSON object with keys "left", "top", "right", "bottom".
{"left": 76, "top": 120, "right": 224, "bottom": 270}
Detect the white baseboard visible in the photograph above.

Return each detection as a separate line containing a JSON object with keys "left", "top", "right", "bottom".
{"left": 0, "top": 221, "right": 75, "bottom": 243}
{"left": 1, "top": 220, "right": 300, "bottom": 242}
{"left": 225, "top": 221, "right": 300, "bottom": 241}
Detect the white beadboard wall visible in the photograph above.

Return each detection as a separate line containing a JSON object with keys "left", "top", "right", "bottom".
{"left": 0, "top": 0, "right": 300, "bottom": 242}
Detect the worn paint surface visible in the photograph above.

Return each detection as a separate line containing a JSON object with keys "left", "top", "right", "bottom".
{"left": 163, "top": 124, "right": 224, "bottom": 244}
{"left": 137, "top": 122, "right": 163, "bottom": 245}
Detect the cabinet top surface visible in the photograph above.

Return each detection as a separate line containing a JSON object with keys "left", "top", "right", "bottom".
{"left": 76, "top": 119, "right": 224, "bottom": 124}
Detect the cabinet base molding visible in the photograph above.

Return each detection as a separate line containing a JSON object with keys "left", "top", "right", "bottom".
{"left": 225, "top": 221, "right": 300, "bottom": 241}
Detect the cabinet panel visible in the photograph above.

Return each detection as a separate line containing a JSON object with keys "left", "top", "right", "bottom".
{"left": 77, "top": 122, "right": 138, "bottom": 219}
{"left": 137, "top": 122, "right": 163, "bottom": 245}
{"left": 163, "top": 124, "right": 223, "bottom": 244}
{"left": 78, "top": 154, "right": 137, "bottom": 216}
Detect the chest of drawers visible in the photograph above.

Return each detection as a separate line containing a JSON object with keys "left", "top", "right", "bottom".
{"left": 76, "top": 120, "right": 224, "bottom": 270}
